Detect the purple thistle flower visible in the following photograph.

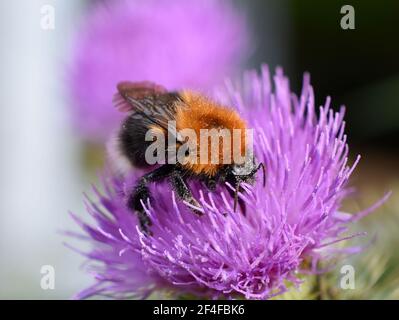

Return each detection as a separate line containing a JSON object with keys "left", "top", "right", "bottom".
{"left": 70, "top": 66, "right": 389, "bottom": 299}
{"left": 68, "top": 0, "right": 251, "bottom": 142}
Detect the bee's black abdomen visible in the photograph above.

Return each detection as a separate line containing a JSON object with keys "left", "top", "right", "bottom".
{"left": 119, "top": 114, "right": 154, "bottom": 168}
{"left": 117, "top": 91, "right": 181, "bottom": 169}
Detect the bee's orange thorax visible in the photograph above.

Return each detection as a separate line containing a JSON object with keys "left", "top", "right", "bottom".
{"left": 175, "top": 91, "right": 248, "bottom": 177}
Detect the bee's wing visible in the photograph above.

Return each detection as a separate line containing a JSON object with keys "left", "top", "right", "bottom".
{"left": 113, "top": 81, "right": 183, "bottom": 141}
{"left": 113, "top": 81, "right": 168, "bottom": 112}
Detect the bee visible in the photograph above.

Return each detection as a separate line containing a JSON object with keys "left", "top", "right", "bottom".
{"left": 112, "top": 81, "right": 265, "bottom": 234}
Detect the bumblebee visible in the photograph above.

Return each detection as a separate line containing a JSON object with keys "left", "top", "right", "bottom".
{"left": 112, "top": 81, "right": 265, "bottom": 234}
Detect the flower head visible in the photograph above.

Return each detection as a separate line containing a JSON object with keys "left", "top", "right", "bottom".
{"left": 70, "top": 66, "right": 387, "bottom": 299}
{"left": 68, "top": 0, "right": 251, "bottom": 141}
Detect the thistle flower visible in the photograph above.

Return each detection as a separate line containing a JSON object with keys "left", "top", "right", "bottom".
{"left": 68, "top": 0, "right": 250, "bottom": 142}
{"left": 70, "top": 66, "right": 388, "bottom": 299}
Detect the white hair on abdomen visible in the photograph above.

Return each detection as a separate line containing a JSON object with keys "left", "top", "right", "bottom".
{"left": 106, "top": 129, "right": 132, "bottom": 176}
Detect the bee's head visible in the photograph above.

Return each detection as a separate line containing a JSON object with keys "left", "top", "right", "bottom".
{"left": 226, "top": 155, "right": 266, "bottom": 212}
{"left": 229, "top": 154, "right": 265, "bottom": 185}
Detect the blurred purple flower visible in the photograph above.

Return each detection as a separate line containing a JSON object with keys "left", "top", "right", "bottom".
{"left": 68, "top": 0, "right": 251, "bottom": 142}
{"left": 70, "top": 66, "right": 389, "bottom": 299}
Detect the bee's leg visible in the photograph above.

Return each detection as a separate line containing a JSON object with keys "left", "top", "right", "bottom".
{"left": 128, "top": 165, "right": 174, "bottom": 234}
{"left": 170, "top": 171, "right": 202, "bottom": 215}
{"left": 218, "top": 169, "right": 246, "bottom": 215}
{"left": 227, "top": 184, "right": 247, "bottom": 216}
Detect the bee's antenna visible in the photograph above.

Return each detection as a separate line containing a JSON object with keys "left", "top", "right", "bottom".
{"left": 257, "top": 163, "right": 266, "bottom": 187}
{"left": 233, "top": 182, "right": 240, "bottom": 212}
